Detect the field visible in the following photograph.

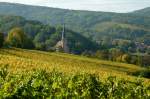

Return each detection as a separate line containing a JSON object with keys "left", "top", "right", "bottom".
{"left": 0, "top": 48, "right": 150, "bottom": 98}
{"left": 0, "top": 48, "right": 149, "bottom": 81}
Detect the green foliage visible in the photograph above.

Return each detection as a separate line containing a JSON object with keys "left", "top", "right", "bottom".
{"left": 95, "top": 50, "right": 109, "bottom": 60}
{"left": 147, "top": 48, "right": 150, "bottom": 54}
{"left": 0, "top": 3, "right": 149, "bottom": 65}
{"left": 0, "top": 66, "right": 149, "bottom": 99}
{"left": 0, "top": 32, "right": 4, "bottom": 48}
{"left": 0, "top": 15, "right": 97, "bottom": 53}
{"left": 109, "top": 48, "right": 124, "bottom": 61}
{"left": 0, "top": 2, "right": 150, "bottom": 45}
{"left": 131, "top": 68, "right": 150, "bottom": 78}
{"left": 0, "top": 3, "right": 149, "bottom": 54}
{"left": 121, "top": 54, "right": 130, "bottom": 63}
{"left": 6, "top": 27, "right": 32, "bottom": 48}
{"left": 0, "top": 65, "right": 9, "bottom": 80}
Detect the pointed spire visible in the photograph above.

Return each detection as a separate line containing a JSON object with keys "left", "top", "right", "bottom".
{"left": 55, "top": 23, "right": 69, "bottom": 53}
{"left": 62, "top": 23, "right": 65, "bottom": 40}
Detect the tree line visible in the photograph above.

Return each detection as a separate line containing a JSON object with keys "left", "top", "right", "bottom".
{"left": 0, "top": 26, "right": 97, "bottom": 54}
{"left": 0, "top": 27, "right": 150, "bottom": 66}
{"left": 0, "top": 15, "right": 149, "bottom": 66}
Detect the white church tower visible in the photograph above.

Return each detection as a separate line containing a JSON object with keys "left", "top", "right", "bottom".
{"left": 55, "top": 24, "right": 69, "bottom": 53}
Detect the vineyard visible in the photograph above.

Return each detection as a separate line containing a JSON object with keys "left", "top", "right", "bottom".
{"left": 0, "top": 48, "right": 150, "bottom": 98}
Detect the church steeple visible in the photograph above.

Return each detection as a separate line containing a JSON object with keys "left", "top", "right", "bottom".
{"left": 62, "top": 24, "right": 65, "bottom": 40}
{"left": 61, "top": 24, "right": 65, "bottom": 48}
{"left": 55, "top": 23, "right": 69, "bottom": 53}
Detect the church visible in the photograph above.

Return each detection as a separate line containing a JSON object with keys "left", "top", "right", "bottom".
{"left": 55, "top": 24, "right": 69, "bottom": 53}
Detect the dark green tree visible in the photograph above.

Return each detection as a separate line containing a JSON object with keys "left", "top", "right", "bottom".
{"left": 7, "top": 27, "right": 32, "bottom": 48}
{"left": 0, "top": 32, "right": 4, "bottom": 48}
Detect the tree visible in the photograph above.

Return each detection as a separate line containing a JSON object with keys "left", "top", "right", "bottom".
{"left": 109, "top": 48, "right": 124, "bottom": 61}
{"left": 146, "top": 48, "right": 150, "bottom": 55}
{"left": 121, "top": 54, "right": 130, "bottom": 63}
{"left": 95, "top": 50, "right": 109, "bottom": 60}
{"left": 0, "top": 32, "right": 4, "bottom": 48}
{"left": 6, "top": 27, "right": 31, "bottom": 48}
{"left": 34, "top": 42, "right": 46, "bottom": 50}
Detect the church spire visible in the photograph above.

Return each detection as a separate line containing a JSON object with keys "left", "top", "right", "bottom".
{"left": 55, "top": 23, "right": 69, "bottom": 53}
{"left": 62, "top": 24, "right": 65, "bottom": 40}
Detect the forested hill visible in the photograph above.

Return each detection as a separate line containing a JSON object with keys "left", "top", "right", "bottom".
{"left": 0, "top": 2, "right": 150, "bottom": 44}
{"left": 133, "top": 7, "right": 150, "bottom": 17}
{"left": 0, "top": 15, "right": 98, "bottom": 53}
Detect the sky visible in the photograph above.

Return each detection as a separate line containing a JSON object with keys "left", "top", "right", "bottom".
{"left": 0, "top": 0, "right": 150, "bottom": 13}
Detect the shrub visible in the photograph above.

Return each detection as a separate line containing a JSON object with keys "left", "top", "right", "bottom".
{"left": 0, "top": 67, "right": 149, "bottom": 98}
{"left": 131, "top": 69, "right": 150, "bottom": 78}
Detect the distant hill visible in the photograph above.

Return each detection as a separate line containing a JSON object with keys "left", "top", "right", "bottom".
{"left": 0, "top": 2, "right": 150, "bottom": 45}
{"left": 133, "top": 7, "right": 150, "bottom": 17}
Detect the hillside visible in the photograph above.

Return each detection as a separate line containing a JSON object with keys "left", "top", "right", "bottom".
{"left": 0, "top": 48, "right": 150, "bottom": 98}
{"left": 0, "top": 48, "right": 149, "bottom": 82}
{"left": 92, "top": 22, "right": 150, "bottom": 41}
{"left": 0, "top": 2, "right": 150, "bottom": 98}
{"left": 0, "top": 2, "right": 150, "bottom": 44}
{"left": 0, "top": 15, "right": 98, "bottom": 53}
{"left": 133, "top": 7, "right": 150, "bottom": 17}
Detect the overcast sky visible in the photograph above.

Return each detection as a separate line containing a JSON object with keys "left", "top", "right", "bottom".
{"left": 0, "top": 0, "right": 150, "bottom": 12}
